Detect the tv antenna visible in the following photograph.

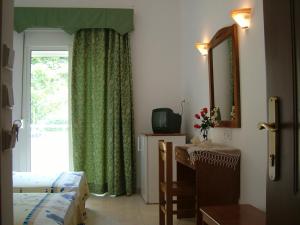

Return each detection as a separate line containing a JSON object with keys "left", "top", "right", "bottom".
{"left": 180, "top": 99, "right": 185, "bottom": 116}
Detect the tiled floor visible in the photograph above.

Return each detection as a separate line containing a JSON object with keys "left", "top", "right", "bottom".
{"left": 85, "top": 194, "right": 195, "bottom": 225}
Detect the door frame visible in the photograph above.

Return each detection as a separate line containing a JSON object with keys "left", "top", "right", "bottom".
{"left": 20, "top": 30, "right": 74, "bottom": 171}
{"left": 0, "top": 0, "right": 14, "bottom": 223}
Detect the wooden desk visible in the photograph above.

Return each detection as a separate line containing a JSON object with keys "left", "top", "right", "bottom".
{"left": 200, "top": 204, "right": 266, "bottom": 225}
{"left": 175, "top": 146, "right": 240, "bottom": 225}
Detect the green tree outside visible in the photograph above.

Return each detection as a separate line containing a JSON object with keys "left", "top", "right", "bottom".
{"left": 31, "top": 55, "right": 68, "bottom": 128}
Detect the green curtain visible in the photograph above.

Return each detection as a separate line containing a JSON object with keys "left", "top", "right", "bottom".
{"left": 71, "top": 29, "right": 135, "bottom": 195}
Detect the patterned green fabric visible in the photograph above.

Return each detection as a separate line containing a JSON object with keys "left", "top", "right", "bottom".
{"left": 71, "top": 29, "right": 135, "bottom": 195}
{"left": 14, "top": 8, "right": 134, "bottom": 35}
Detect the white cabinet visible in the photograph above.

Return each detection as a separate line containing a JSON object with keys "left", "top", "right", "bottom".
{"left": 138, "top": 134, "right": 186, "bottom": 204}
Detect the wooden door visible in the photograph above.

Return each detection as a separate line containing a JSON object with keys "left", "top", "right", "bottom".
{"left": 263, "top": 0, "right": 300, "bottom": 224}
{"left": 0, "top": 0, "right": 14, "bottom": 224}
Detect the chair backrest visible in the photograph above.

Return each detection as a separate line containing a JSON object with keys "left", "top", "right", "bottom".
{"left": 159, "top": 140, "right": 173, "bottom": 190}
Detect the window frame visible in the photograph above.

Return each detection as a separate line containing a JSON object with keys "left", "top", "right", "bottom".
{"left": 22, "top": 29, "right": 74, "bottom": 171}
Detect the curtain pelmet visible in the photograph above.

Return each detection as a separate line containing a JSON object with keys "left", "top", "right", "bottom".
{"left": 14, "top": 8, "right": 134, "bottom": 35}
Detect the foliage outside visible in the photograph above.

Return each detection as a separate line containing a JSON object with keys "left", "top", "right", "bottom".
{"left": 30, "top": 54, "right": 70, "bottom": 173}
{"left": 31, "top": 55, "right": 68, "bottom": 129}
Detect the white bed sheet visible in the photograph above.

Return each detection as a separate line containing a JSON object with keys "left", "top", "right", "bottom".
{"left": 14, "top": 192, "right": 79, "bottom": 225}
{"left": 13, "top": 171, "right": 89, "bottom": 222}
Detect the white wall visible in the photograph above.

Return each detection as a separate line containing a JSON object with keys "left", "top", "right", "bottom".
{"left": 131, "top": 0, "right": 182, "bottom": 134}
{"left": 179, "top": 0, "right": 267, "bottom": 210}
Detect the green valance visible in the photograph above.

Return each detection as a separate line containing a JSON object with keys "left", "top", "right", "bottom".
{"left": 14, "top": 7, "right": 134, "bottom": 35}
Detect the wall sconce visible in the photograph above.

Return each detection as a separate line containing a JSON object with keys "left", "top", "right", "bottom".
{"left": 195, "top": 43, "right": 208, "bottom": 56}
{"left": 231, "top": 8, "right": 252, "bottom": 29}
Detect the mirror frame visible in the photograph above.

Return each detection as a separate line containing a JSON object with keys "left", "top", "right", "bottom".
{"left": 208, "top": 24, "right": 241, "bottom": 128}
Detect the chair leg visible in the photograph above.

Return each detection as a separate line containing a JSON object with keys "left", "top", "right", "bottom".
{"left": 166, "top": 194, "right": 173, "bottom": 225}
{"left": 159, "top": 204, "right": 165, "bottom": 225}
{"left": 159, "top": 190, "right": 165, "bottom": 225}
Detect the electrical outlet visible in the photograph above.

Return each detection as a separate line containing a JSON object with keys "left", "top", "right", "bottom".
{"left": 224, "top": 129, "right": 232, "bottom": 142}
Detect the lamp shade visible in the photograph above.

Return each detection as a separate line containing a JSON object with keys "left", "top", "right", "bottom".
{"left": 231, "top": 8, "right": 252, "bottom": 29}
{"left": 195, "top": 43, "right": 208, "bottom": 56}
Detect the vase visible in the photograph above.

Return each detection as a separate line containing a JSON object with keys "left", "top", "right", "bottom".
{"left": 202, "top": 129, "right": 208, "bottom": 140}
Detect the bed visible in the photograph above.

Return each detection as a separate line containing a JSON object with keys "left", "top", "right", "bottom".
{"left": 13, "top": 171, "right": 89, "bottom": 222}
{"left": 14, "top": 192, "right": 80, "bottom": 225}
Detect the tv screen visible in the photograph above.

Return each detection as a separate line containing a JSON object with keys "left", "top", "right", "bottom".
{"left": 152, "top": 108, "right": 181, "bottom": 133}
{"left": 152, "top": 111, "right": 167, "bottom": 128}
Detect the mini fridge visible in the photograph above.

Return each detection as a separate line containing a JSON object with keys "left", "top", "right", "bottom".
{"left": 138, "top": 134, "right": 186, "bottom": 203}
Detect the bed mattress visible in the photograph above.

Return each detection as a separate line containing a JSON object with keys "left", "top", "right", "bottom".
{"left": 14, "top": 192, "right": 79, "bottom": 225}
{"left": 13, "top": 171, "right": 89, "bottom": 222}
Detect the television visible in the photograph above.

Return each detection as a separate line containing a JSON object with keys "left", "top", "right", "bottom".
{"left": 152, "top": 108, "right": 182, "bottom": 133}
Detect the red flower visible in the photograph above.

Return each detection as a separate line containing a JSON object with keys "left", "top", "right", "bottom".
{"left": 203, "top": 107, "right": 208, "bottom": 113}
{"left": 200, "top": 111, "right": 205, "bottom": 117}
{"left": 194, "top": 114, "right": 200, "bottom": 119}
{"left": 194, "top": 124, "right": 201, "bottom": 129}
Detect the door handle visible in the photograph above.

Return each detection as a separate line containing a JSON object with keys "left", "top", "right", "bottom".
{"left": 1, "top": 120, "right": 22, "bottom": 151}
{"left": 257, "top": 96, "right": 279, "bottom": 181}
{"left": 257, "top": 122, "right": 277, "bottom": 132}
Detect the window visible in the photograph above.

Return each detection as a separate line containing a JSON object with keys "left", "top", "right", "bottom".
{"left": 22, "top": 30, "right": 73, "bottom": 172}
{"left": 30, "top": 50, "right": 69, "bottom": 172}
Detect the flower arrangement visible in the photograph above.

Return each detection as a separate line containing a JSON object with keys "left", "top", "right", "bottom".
{"left": 194, "top": 107, "right": 219, "bottom": 140}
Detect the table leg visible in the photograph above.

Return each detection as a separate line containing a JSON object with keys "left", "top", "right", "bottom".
{"left": 196, "top": 168, "right": 201, "bottom": 225}
{"left": 177, "top": 162, "right": 196, "bottom": 219}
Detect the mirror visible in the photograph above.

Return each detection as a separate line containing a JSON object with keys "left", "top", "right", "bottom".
{"left": 208, "top": 24, "right": 241, "bottom": 128}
